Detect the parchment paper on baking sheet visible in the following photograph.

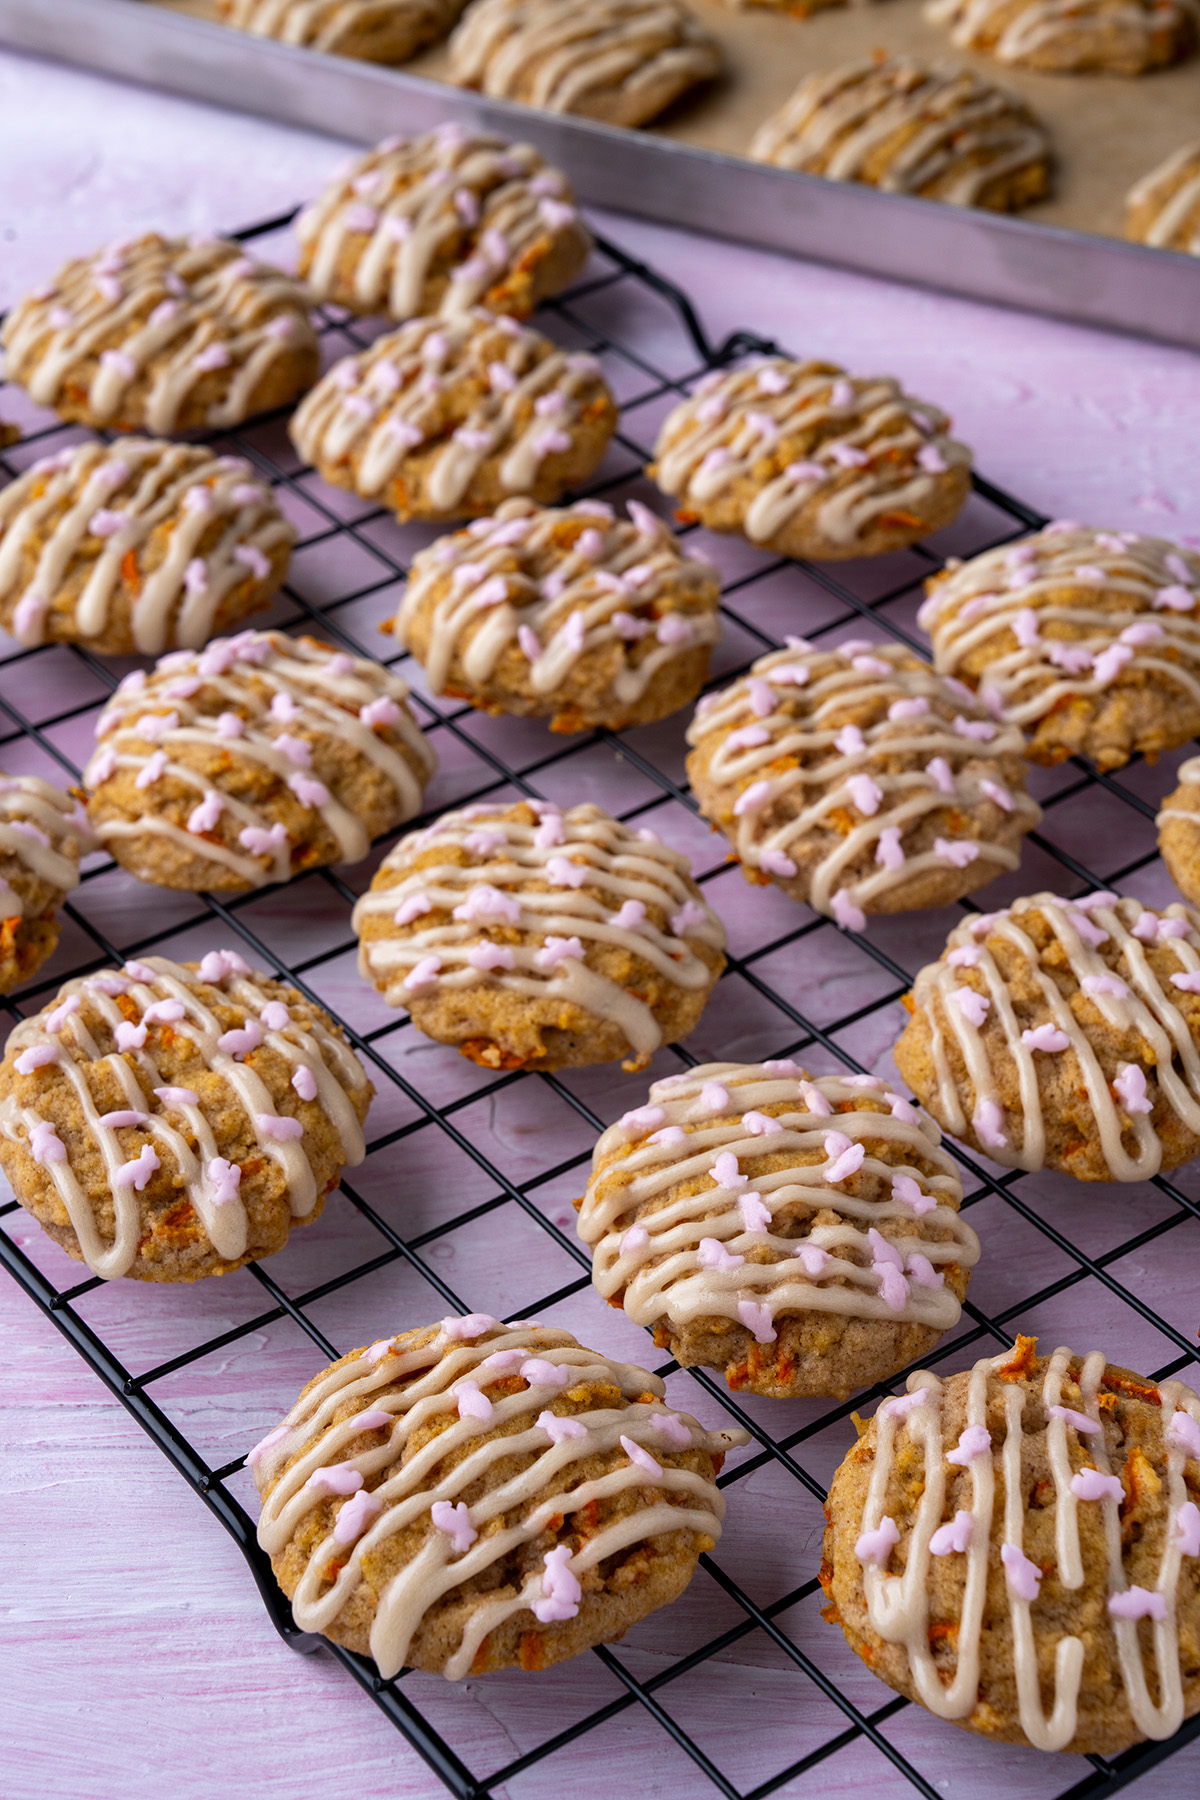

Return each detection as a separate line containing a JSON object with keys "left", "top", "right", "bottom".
{"left": 156, "top": 0, "right": 1200, "bottom": 245}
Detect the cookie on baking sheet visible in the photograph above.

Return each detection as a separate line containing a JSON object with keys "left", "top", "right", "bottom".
{"left": 1126, "top": 143, "right": 1200, "bottom": 255}
{"left": 686, "top": 637, "right": 1040, "bottom": 931}
{"left": 1, "top": 234, "right": 318, "bottom": 436}
{"left": 894, "top": 890, "right": 1200, "bottom": 1181}
{"left": 1158, "top": 758, "right": 1200, "bottom": 905}
{"left": 577, "top": 1061, "right": 978, "bottom": 1400}
{"left": 822, "top": 1336, "right": 1200, "bottom": 1755}
{"left": 918, "top": 525, "right": 1200, "bottom": 770}
{"left": 747, "top": 56, "right": 1052, "bottom": 213}
{"left": 0, "top": 440, "right": 294, "bottom": 657}
{"left": 84, "top": 630, "right": 434, "bottom": 894}
{"left": 0, "top": 948, "right": 371, "bottom": 1282}
{"left": 253, "top": 1315, "right": 748, "bottom": 1678}
{"left": 290, "top": 310, "right": 617, "bottom": 525}
{"left": 922, "top": 0, "right": 1196, "bottom": 72}
{"left": 648, "top": 357, "right": 972, "bottom": 561}
{"left": 394, "top": 495, "right": 722, "bottom": 733}
{"left": 447, "top": 0, "right": 724, "bottom": 127}
{"left": 352, "top": 799, "right": 726, "bottom": 1071}
{"left": 0, "top": 775, "right": 89, "bottom": 994}
{"left": 297, "top": 127, "right": 592, "bottom": 322}
{"left": 218, "top": 0, "right": 466, "bottom": 59}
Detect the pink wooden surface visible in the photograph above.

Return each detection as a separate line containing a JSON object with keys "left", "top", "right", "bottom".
{"left": 2, "top": 45, "right": 1200, "bottom": 1800}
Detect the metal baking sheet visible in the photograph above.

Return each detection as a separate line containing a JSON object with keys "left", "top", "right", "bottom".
{"left": 3, "top": 0, "right": 1200, "bottom": 349}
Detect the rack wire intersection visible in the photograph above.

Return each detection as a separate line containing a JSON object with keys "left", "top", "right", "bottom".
{"left": 2, "top": 213, "right": 1198, "bottom": 1800}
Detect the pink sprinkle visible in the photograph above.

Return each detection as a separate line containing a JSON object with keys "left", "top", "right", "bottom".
{"left": 99, "top": 347, "right": 137, "bottom": 379}
{"left": 1155, "top": 585, "right": 1194, "bottom": 612}
{"left": 207, "top": 1157, "right": 242, "bottom": 1206}
{"left": 360, "top": 696, "right": 400, "bottom": 729}
{"left": 657, "top": 614, "right": 693, "bottom": 647}
{"left": 16, "top": 1045, "right": 59, "bottom": 1074}
{"left": 831, "top": 890, "right": 866, "bottom": 932}
{"left": 620, "top": 1224, "right": 649, "bottom": 1256}
{"left": 739, "top": 1192, "right": 771, "bottom": 1232}
{"left": 855, "top": 1517, "right": 900, "bottom": 1566}
{"left": 545, "top": 856, "right": 587, "bottom": 889}
{"left": 536, "top": 935, "right": 584, "bottom": 972}
{"left": 275, "top": 733, "right": 311, "bottom": 770}
{"left": 258, "top": 1000, "right": 289, "bottom": 1032}
{"left": 521, "top": 1358, "right": 570, "bottom": 1389}
{"left": 733, "top": 780, "right": 773, "bottom": 817}
{"left": 875, "top": 827, "right": 905, "bottom": 871}
{"left": 620, "top": 1435, "right": 664, "bottom": 1481}
{"left": 748, "top": 678, "right": 775, "bottom": 718}
{"left": 929, "top": 1510, "right": 973, "bottom": 1556}
{"left": 1121, "top": 621, "right": 1163, "bottom": 647}
{"left": 1177, "top": 1501, "right": 1200, "bottom": 1557}
{"left": 879, "top": 1391, "right": 930, "bottom": 1427}
{"left": 699, "top": 1081, "right": 731, "bottom": 1115}
{"left": 649, "top": 1126, "right": 687, "bottom": 1148}
{"left": 255, "top": 1113, "right": 303, "bottom": 1142}
{"left": 292, "top": 1066, "right": 318, "bottom": 1102}
{"left": 670, "top": 900, "right": 710, "bottom": 938}
{"left": 980, "top": 778, "right": 1013, "bottom": 812}
{"left": 1171, "top": 972, "right": 1200, "bottom": 993}
{"left": 851, "top": 655, "right": 891, "bottom": 679}
{"left": 464, "top": 829, "right": 506, "bottom": 857}
{"left": 934, "top": 838, "right": 978, "bottom": 869}
{"left": 115, "top": 1144, "right": 160, "bottom": 1190}
{"left": 247, "top": 1425, "right": 288, "bottom": 1468}
{"left": 533, "top": 814, "right": 565, "bottom": 850}
{"left": 1167, "top": 1411, "right": 1200, "bottom": 1459}
{"left": 612, "top": 899, "right": 647, "bottom": 932}
{"left": 333, "top": 1488, "right": 382, "bottom": 1546}
{"left": 905, "top": 1252, "right": 943, "bottom": 1290}
{"left": 455, "top": 1382, "right": 494, "bottom": 1425}
{"left": 187, "top": 793, "right": 223, "bottom": 835}
{"left": 1013, "top": 608, "right": 1041, "bottom": 649}
{"left": 891, "top": 1174, "right": 934, "bottom": 1215}
{"left": 29, "top": 1121, "right": 66, "bottom": 1164}
{"left": 740, "top": 1110, "right": 782, "bottom": 1137}
{"left": 926, "top": 756, "right": 956, "bottom": 795}
{"left": 306, "top": 1463, "right": 363, "bottom": 1498}
{"left": 538, "top": 1411, "right": 588, "bottom": 1447}
{"left": 621, "top": 1105, "right": 666, "bottom": 1134}
{"left": 726, "top": 724, "right": 771, "bottom": 752}
{"left": 1048, "top": 1404, "right": 1101, "bottom": 1435}
{"left": 194, "top": 343, "right": 231, "bottom": 374}
{"left": 846, "top": 773, "right": 883, "bottom": 816}
{"left": 216, "top": 713, "right": 246, "bottom": 740}
{"left": 698, "top": 1236, "right": 744, "bottom": 1271}
{"left": 786, "top": 460, "right": 825, "bottom": 485}
{"left": 1022, "top": 1023, "right": 1070, "bottom": 1052}
{"left": 45, "top": 995, "right": 80, "bottom": 1035}
{"left": 798, "top": 1243, "right": 829, "bottom": 1277}
{"left": 1082, "top": 974, "right": 1128, "bottom": 999}
{"left": 239, "top": 823, "right": 288, "bottom": 857}
{"left": 1108, "top": 1587, "right": 1166, "bottom": 1622}
{"left": 951, "top": 986, "right": 989, "bottom": 1028}
{"left": 393, "top": 893, "right": 433, "bottom": 927}
{"left": 404, "top": 956, "right": 442, "bottom": 992}
{"left": 430, "top": 1499, "right": 477, "bottom": 1554}
{"left": 823, "top": 1131, "right": 865, "bottom": 1184}
{"left": 798, "top": 1082, "right": 832, "bottom": 1118}
{"left": 1114, "top": 1064, "right": 1152, "bottom": 1115}
{"left": 154, "top": 1086, "right": 198, "bottom": 1106}
{"left": 441, "top": 1313, "right": 499, "bottom": 1342}
{"left": 516, "top": 624, "right": 543, "bottom": 662}
{"left": 124, "top": 960, "right": 157, "bottom": 983}
{"left": 287, "top": 772, "right": 330, "bottom": 808}
{"left": 135, "top": 751, "right": 169, "bottom": 790}
{"left": 217, "top": 1022, "right": 262, "bottom": 1058}
{"left": 454, "top": 884, "right": 522, "bottom": 925}
{"left": 1071, "top": 1468, "right": 1123, "bottom": 1503}
{"left": 143, "top": 999, "right": 184, "bottom": 1025}
{"left": 89, "top": 508, "right": 128, "bottom": 539}
{"left": 835, "top": 725, "right": 865, "bottom": 758}
{"left": 468, "top": 942, "right": 515, "bottom": 973}
{"left": 1001, "top": 1543, "right": 1042, "bottom": 1601}
{"left": 115, "top": 1021, "right": 147, "bottom": 1052}
{"left": 532, "top": 1545, "right": 582, "bottom": 1623}
{"left": 737, "top": 1299, "right": 776, "bottom": 1343}
{"left": 973, "top": 1097, "right": 1007, "bottom": 1149}
{"left": 889, "top": 1093, "right": 919, "bottom": 1122}
{"left": 1093, "top": 643, "right": 1133, "bottom": 686}
{"left": 947, "top": 1424, "right": 992, "bottom": 1466}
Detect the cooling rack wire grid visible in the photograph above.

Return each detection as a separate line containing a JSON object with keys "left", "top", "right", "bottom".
{"left": 2, "top": 213, "right": 1198, "bottom": 1800}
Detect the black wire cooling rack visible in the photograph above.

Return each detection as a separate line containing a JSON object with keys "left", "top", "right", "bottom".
{"left": 2, "top": 213, "right": 1199, "bottom": 1800}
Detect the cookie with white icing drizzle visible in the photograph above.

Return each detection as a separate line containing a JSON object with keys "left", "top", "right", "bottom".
{"left": 447, "top": 0, "right": 724, "bottom": 127}
{"left": 395, "top": 496, "right": 722, "bottom": 732}
{"left": 1, "top": 233, "right": 318, "bottom": 435}
{"left": 1157, "top": 756, "right": 1200, "bottom": 907}
{"left": 297, "top": 127, "right": 591, "bottom": 322}
{"left": 0, "top": 774, "right": 88, "bottom": 994}
{"left": 922, "top": 0, "right": 1197, "bottom": 72}
{"left": 578, "top": 1060, "right": 978, "bottom": 1400}
{"left": 747, "top": 57, "right": 1052, "bottom": 214}
{"left": 290, "top": 310, "right": 617, "bottom": 524}
{"left": 84, "top": 629, "right": 435, "bottom": 893}
{"left": 254, "top": 1315, "right": 748, "bottom": 1678}
{"left": 823, "top": 1335, "right": 1200, "bottom": 1755}
{"left": 1126, "top": 143, "right": 1200, "bottom": 257}
{"left": 918, "top": 525, "right": 1200, "bottom": 770}
{"left": 895, "top": 890, "right": 1200, "bottom": 1180}
{"left": 649, "top": 357, "right": 972, "bottom": 562}
{"left": 352, "top": 799, "right": 726, "bottom": 1071}
{"left": 0, "top": 440, "right": 294, "bottom": 656}
{"left": 218, "top": 0, "right": 467, "bottom": 59}
{"left": 686, "top": 637, "right": 1040, "bottom": 931}
{"left": 0, "top": 949, "right": 372, "bottom": 1281}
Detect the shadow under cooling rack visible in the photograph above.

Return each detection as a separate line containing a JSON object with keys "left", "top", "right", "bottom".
{"left": 2, "top": 217, "right": 1199, "bottom": 1800}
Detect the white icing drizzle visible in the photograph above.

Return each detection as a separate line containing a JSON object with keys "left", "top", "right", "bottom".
{"left": 447, "top": 0, "right": 723, "bottom": 119}
{"left": 907, "top": 891, "right": 1200, "bottom": 1177}
{"left": 351, "top": 799, "right": 725, "bottom": 1062}
{"left": 397, "top": 495, "right": 720, "bottom": 707}
{"left": 856, "top": 1343, "right": 1200, "bottom": 1750}
{"left": 289, "top": 310, "right": 611, "bottom": 515}
{"left": 0, "top": 774, "right": 85, "bottom": 917}
{"left": 748, "top": 58, "right": 1049, "bottom": 208}
{"left": 580, "top": 1061, "right": 978, "bottom": 1340}
{"left": 0, "top": 951, "right": 369, "bottom": 1280}
{"left": 917, "top": 526, "right": 1200, "bottom": 728}
{"left": 254, "top": 1319, "right": 747, "bottom": 1680}
{"left": 650, "top": 359, "right": 970, "bottom": 552}
{"left": 0, "top": 440, "right": 294, "bottom": 655}
{"left": 297, "top": 127, "right": 588, "bottom": 319}
{"left": 1127, "top": 144, "right": 1200, "bottom": 255}
{"left": 84, "top": 629, "right": 435, "bottom": 889}
{"left": 922, "top": 0, "right": 1198, "bottom": 65}
{"left": 1156, "top": 755, "right": 1200, "bottom": 844}
{"left": 686, "top": 638, "right": 1039, "bottom": 926}
{"left": 221, "top": 0, "right": 462, "bottom": 51}
{"left": 1, "top": 233, "right": 316, "bottom": 435}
